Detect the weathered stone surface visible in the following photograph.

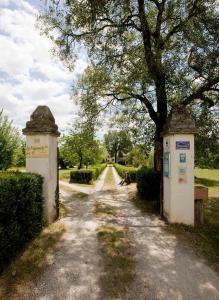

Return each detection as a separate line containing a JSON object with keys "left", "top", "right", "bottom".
{"left": 23, "top": 106, "right": 60, "bottom": 136}
{"left": 162, "top": 104, "right": 196, "bottom": 135}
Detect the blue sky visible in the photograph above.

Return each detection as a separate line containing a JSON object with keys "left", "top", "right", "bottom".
{"left": 0, "top": 0, "right": 88, "bottom": 133}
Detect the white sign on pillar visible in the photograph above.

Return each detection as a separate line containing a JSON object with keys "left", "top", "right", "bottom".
{"left": 23, "top": 106, "right": 60, "bottom": 224}
{"left": 162, "top": 105, "right": 196, "bottom": 226}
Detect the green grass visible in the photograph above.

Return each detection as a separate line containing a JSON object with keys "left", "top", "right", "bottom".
{"left": 0, "top": 223, "right": 65, "bottom": 300}
{"left": 195, "top": 168, "right": 219, "bottom": 183}
{"left": 104, "top": 166, "right": 115, "bottom": 185}
{"left": 59, "top": 168, "right": 74, "bottom": 182}
{"left": 95, "top": 202, "right": 117, "bottom": 218}
{"left": 97, "top": 225, "right": 134, "bottom": 299}
{"left": 8, "top": 167, "right": 25, "bottom": 171}
{"left": 195, "top": 167, "right": 219, "bottom": 230}
{"left": 195, "top": 168, "right": 219, "bottom": 190}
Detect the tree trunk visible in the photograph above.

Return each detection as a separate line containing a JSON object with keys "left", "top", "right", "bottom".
{"left": 114, "top": 151, "right": 117, "bottom": 163}
{"left": 78, "top": 155, "right": 83, "bottom": 169}
{"left": 154, "top": 123, "right": 165, "bottom": 217}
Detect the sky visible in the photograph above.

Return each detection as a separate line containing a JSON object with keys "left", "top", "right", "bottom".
{"left": 0, "top": 0, "right": 88, "bottom": 134}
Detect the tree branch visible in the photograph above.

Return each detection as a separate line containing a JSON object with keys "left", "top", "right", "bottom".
{"left": 164, "top": 0, "right": 199, "bottom": 45}
{"left": 153, "top": 0, "right": 166, "bottom": 40}
{"left": 137, "top": 0, "right": 153, "bottom": 61}
{"left": 131, "top": 93, "right": 158, "bottom": 123}
{"left": 183, "top": 76, "right": 219, "bottom": 106}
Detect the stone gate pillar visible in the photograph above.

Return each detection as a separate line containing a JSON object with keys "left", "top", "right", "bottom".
{"left": 162, "top": 105, "right": 196, "bottom": 225}
{"left": 23, "top": 106, "right": 60, "bottom": 224}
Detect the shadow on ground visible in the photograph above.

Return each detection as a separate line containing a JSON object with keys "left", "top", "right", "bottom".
{"left": 196, "top": 177, "right": 219, "bottom": 188}
{"left": 0, "top": 223, "right": 65, "bottom": 300}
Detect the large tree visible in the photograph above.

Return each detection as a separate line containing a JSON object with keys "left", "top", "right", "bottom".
{"left": 60, "top": 121, "right": 102, "bottom": 169}
{"left": 104, "top": 130, "right": 132, "bottom": 163}
{"left": 193, "top": 106, "right": 219, "bottom": 168}
{"left": 41, "top": 0, "right": 219, "bottom": 172}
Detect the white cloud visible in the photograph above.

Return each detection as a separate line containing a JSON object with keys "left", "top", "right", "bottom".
{"left": 0, "top": 0, "right": 88, "bottom": 132}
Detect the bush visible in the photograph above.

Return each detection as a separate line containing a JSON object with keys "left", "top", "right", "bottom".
{"left": 70, "top": 170, "right": 93, "bottom": 184}
{"left": 114, "top": 164, "right": 138, "bottom": 182}
{"left": 70, "top": 164, "right": 106, "bottom": 184}
{"left": 0, "top": 172, "right": 43, "bottom": 272}
{"left": 136, "top": 167, "right": 160, "bottom": 201}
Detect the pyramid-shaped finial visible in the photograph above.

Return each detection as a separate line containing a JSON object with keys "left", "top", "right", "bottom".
{"left": 23, "top": 106, "right": 60, "bottom": 136}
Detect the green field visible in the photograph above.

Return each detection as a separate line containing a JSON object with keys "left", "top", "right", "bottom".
{"left": 195, "top": 168, "right": 219, "bottom": 197}
{"left": 59, "top": 168, "right": 74, "bottom": 182}
{"left": 195, "top": 168, "right": 219, "bottom": 227}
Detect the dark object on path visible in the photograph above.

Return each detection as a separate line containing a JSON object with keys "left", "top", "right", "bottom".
{"left": 119, "top": 172, "right": 131, "bottom": 185}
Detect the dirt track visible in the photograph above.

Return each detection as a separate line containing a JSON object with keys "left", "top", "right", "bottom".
{"left": 22, "top": 166, "right": 219, "bottom": 299}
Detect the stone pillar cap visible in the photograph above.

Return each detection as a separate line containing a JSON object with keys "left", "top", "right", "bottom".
{"left": 23, "top": 105, "right": 60, "bottom": 136}
{"left": 162, "top": 104, "right": 197, "bottom": 136}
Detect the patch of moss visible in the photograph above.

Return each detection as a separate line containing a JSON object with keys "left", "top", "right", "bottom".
{"left": 95, "top": 202, "right": 117, "bottom": 218}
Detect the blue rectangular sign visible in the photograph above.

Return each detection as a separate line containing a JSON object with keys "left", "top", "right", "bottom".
{"left": 176, "top": 141, "right": 190, "bottom": 150}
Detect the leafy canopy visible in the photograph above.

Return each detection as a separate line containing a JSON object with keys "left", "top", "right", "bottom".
{"left": 104, "top": 130, "right": 132, "bottom": 163}
{"left": 59, "top": 120, "right": 104, "bottom": 168}
{"left": 0, "top": 110, "right": 19, "bottom": 170}
{"left": 41, "top": 0, "right": 219, "bottom": 127}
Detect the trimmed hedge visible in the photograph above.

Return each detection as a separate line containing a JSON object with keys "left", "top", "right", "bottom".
{"left": 114, "top": 164, "right": 138, "bottom": 182}
{"left": 0, "top": 172, "right": 43, "bottom": 272}
{"left": 70, "top": 164, "right": 106, "bottom": 184}
{"left": 136, "top": 167, "right": 160, "bottom": 201}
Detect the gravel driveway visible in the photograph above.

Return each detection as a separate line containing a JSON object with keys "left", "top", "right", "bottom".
{"left": 22, "top": 166, "right": 219, "bottom": 300}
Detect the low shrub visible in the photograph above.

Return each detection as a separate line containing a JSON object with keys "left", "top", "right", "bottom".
{"left": 114, "top": 164, "right": 138, "bottom": 182}
{"left": 136, "top": 167, "right": 160, "bottom": 201}
{"left": 70, "top": 170, "right": 93, "bottom": 184}
{"left": 0, "top": 172, "right": 43, "bottom": 272}
{"left": 70, "top": 164, "right": 106, "bottom": 184}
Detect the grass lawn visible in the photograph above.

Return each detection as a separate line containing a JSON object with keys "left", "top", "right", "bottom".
{"left": 7, "top": 167, "right": 25, "bottom": 172}
{"left": 195, "top": 168, "right": 219, "bottom": 197}
{"left": 59, "top": 168, "right": 74, "bottom": 182}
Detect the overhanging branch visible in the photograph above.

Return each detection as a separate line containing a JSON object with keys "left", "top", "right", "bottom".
{"left": 183, "top": 76, "right": 219, "bottom": 106}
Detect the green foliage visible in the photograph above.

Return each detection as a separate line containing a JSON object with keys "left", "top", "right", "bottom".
{"left": 41, "top": 0, "right": 219, "bottom": 175}
{"left": 0, "top": 111, "right": 19, "bottom": 170}
{"left": 192, "top": 107, "right": 219, "bottom": 168}
{"left": 13, "top": 138, "right": 26, "bottom": 167}
{"left": 70, "top": 164, "right": 106, "bottom": 184}
{"left": 127, "top": 145, "right": 148, "bottom": 167}
{"left": 146, "top": 152, "right": 154, "bottom": 169}
{"left": 40, "top": 0, "right": 219, "bottom": 134}
{"left": 104, "top": 130, "right": 132, "bottom": 163}
{"left": 59, "top": 121, "right": 104, "bottom": 169}
{"left": 136, "top": 167, "right": 160, "bottom": 201}
{"left": 114, "top": 163, "right": 138, "bottom": 183}
{"left": 0, "top": 172, "right": 43, "bottom": 271}
{"left": 70, "top": 170, "right": 93, "bottom": 184}
{"left": 111, "top": 112, "right": 155, "bottom": 154}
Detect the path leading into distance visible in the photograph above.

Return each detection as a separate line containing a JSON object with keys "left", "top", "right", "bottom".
{"left": 22, "top": 166, "right": 219, "bottom": 300}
